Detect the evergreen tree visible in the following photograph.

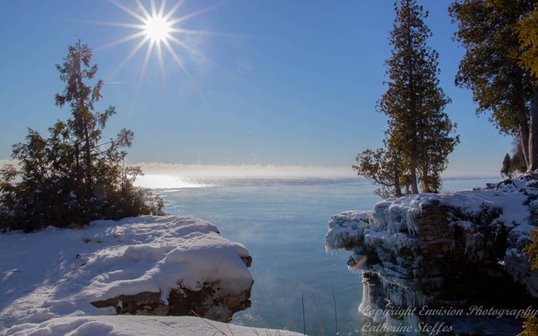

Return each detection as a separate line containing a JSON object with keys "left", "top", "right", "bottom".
{"left": 450, "top": 0, "right": 538, "bottom": 170}
{"left": 355, "top": 0, "right": 458, "bottom": 197}
{"left": 353, "top": 146, "right": 407, "bottom": 198}
{"left": 0, "top": 40, "right": 164, "bottom": 232}
{"left": 501, "top": 138, "right": 529, "bottom": 178}
{"left": 501, "top": 153, "right": 512, "bottom": 179}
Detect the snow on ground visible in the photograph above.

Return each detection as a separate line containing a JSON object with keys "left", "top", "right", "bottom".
{"left": 5, "top": 315, "right": 302, "bottom": 336}
{"left": 0, "top": 215, "right": 257, "bottom": 334}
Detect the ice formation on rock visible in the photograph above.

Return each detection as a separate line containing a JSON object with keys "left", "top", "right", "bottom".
{"left": 326, "top": 173, "right": 538, "bottom": 327}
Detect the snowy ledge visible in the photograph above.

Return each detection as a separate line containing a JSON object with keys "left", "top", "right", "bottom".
{"left": 0, "top": 215, "right": 254, "bottom": 331}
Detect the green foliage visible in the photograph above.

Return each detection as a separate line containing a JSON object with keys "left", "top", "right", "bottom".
{"left": 527, "top": 228, "right": 538, "bottom": 270}
{"left": 355, "top": 0, "right": 458, "bottom": 197}
{"left": 519, "top": 314, "right": 538, "bottom": 336}
{"left": 452, "top": 2, "right": 538, "bottom": 333}
{"left": 0, "top": 40, "right": 164, "bottom": 232}
{"left": 353, "top": 147, "right": 407, "bottom": 198}
{"left": 519, "top": 4, "right": 538, "bottom": 82}
{"left": 450, "top": 0, "right": 536, "bottom": 164}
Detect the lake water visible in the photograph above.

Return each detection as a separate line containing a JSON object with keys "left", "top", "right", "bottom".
{"left": 156, "top": 177, "right": 498, "bottom": 335}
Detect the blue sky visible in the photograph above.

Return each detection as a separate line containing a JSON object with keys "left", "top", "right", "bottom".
{"left": 0, "top": 0, "right": 512, "bottom": 177}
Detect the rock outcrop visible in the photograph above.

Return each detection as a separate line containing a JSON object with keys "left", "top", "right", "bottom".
{"left": 91, "top": 278, "right": 252, "bottom": 322}
{"left": 326, "top": 174, "right": 538, "bottom": 328}
{"left": 84, "top": 216, "right": 255, "bottom": 322}
{"left": 0, "top": 215, "right": 254, "bottom": 328}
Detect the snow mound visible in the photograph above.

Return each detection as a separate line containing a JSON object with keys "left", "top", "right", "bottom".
{"left": 0, "top": 216, "right": 253, "bottom": 331}
{"left": 5, "top": 315, "right": 302, "bottom": 336}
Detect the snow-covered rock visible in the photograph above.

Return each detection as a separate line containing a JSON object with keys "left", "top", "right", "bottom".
{"left": 0, "top": 215, "right": 254, "bottom": 332}
{"left": 326, "top": 173, "right": 538, "bottom": 322}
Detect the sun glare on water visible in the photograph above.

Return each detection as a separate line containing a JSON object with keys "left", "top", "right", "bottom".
{"left": 135, "top": 174, "right": 208, "bottom": 189}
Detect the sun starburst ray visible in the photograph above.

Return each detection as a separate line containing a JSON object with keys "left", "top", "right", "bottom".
{"left": 98, "top": 31, "right": 147, "bottom": 51}
{"left": 156, "top": 43, "right": 165, "bottom": 75}
{"left": 168, "top": 3, "right": 221, "bottom": 26}
{"left": 163, "top": 39, "right": 195, "bottom": 85}
{"left": 73, "top": 19, "right": 144, "bottom": 30}
{"left": 158, "top": 0, "right": 167, "bottom": 17}
{"left": 135, "top": 0, "right": 151, "bottom": 18}
{"left": 95, "top": 0, "right": 220, "bottom": 88}
{"left": 108, "top": 36, "right": 151, "bottom": 79}
{"left": 170, "top": 27, "right": 228, "bottom": 36}
{"left": 110, "top": 0, "right": 147, "bottom": 23}
{"left": 163, "top": 0, "right": 185, "bottom": 21}
{"left": 168, "top": 35, "right": 205, "bottom": 60}
{"left": 156, "top": 43, "right": 167, "bottom": 88}
{"left": 138, "top": 40, "right": 156, "bottom": 86}
{"left": 150, "top": 0, "right": 158, "bottom": 17}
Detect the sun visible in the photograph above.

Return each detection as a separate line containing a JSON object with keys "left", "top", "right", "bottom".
{"left": 143, "top": 15, "right": 172, "bottom": 43}
{"left": 97, "top": 0, "right": 218, "bottom": 86}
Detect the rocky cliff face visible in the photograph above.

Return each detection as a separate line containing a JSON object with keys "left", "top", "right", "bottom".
{"left": 91, "top": 269, "right": 253, "bottom": 322}
{"left": 326, "top": 174, "right": 538, "bottom": 327}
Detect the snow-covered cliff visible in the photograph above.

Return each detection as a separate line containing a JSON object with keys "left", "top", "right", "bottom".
{"left": 326, "top": 174, "right": 538, "bottom": 325}
{"left": 0, "top": 216, "right": 254, "bottom": 332}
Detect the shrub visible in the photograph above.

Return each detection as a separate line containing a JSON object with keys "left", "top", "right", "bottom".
{"left": 0, "top": 40, "right": 163, "bottom": 232}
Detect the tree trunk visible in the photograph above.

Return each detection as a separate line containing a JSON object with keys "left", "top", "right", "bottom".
{"left": 405, "top": 12, "right": 419, "bottom": 195}
{"left": 520, "top": 123, "right": 530, "bottom": 169}
{"left": 394, "top": 165, "right": 402, "bottom": 197}
{"left": 75, "top": 143, "right": 80, "bottom": 184}
{"left": 409, "top": 164, "right": 419, "bottom": 194}
{"left": 82, "top": 115, "right": 93, "bottom": 198}
{"left": 421, "top": 165, "right": 430, "bottom": 193}
{"left": 528, "top": 88, "right": 538, "bottom": 171}
{"left": 84, "top": 132, "right": 92, "bottom": 196}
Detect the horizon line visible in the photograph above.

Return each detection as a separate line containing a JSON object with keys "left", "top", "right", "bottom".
{"left": 0, "top": 159, "right": 501, "bottom": 180}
